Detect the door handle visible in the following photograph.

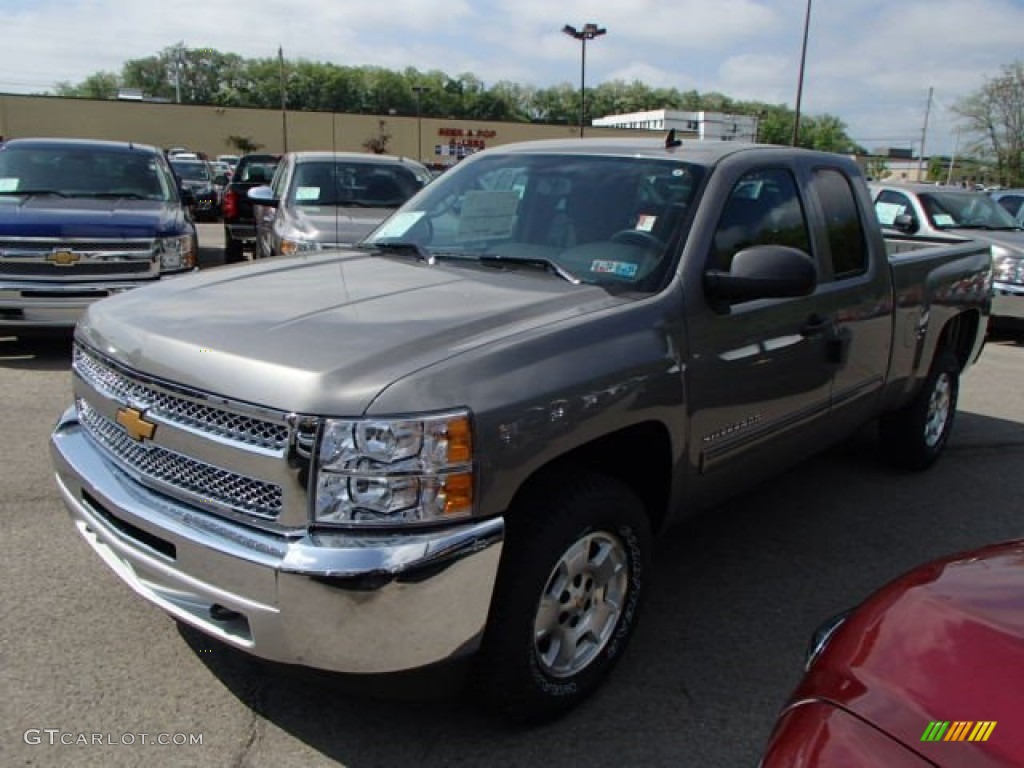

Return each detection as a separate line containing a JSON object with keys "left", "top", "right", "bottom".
{"left": 800, "top": 314, "right": 832, "bottom": 337}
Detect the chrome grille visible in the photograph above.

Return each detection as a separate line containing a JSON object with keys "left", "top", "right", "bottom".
{"left": 0, "top": 260, "right": 152, "bottom": 277}
{"left": 73, "top": 345, "right": 290, "bottom": 451}
{"left": 78, "top": 399, "right": 283, "bottom": 519}
{"left": 0, "top": 238, "right": 154, "bottom": 253}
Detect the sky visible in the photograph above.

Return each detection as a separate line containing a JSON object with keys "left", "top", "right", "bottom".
{"left": 3, "top": 0, "right": 1024, "bottom": 156}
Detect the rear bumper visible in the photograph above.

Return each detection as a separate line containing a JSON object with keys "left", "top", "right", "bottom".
{"left": 225, "top": 223, "right": 257, "bottom": 242}
{"left": 50, "top": 406, "right": 505, "bottom": 674}
{"left": 992, "top": 281, "right": 1024, "bottom": 320}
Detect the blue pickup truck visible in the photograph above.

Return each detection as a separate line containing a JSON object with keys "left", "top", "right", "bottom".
{"left": 0, "top": 138, "right": 199, "bottom": 335}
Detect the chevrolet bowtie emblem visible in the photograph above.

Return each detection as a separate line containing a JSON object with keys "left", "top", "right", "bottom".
{"left": 115, "top": 407, "right": 157, "bottom": 442}
{"left": 48, "top": 249, "right": 81, "bottom": 266}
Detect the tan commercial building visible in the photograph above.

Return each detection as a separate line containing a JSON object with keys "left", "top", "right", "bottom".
{"left": 0, "top": 93, "right": 646, "bottom": 165}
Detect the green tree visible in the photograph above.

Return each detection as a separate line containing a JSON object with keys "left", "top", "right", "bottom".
{"left": 865, "top": 156, "right": 890, "bottom": 180}
{"left": 953, "top": 61, "right": 1024, "bottom": 186}
{"left": 54, "top": 71, "right": 120, "bottom": 99}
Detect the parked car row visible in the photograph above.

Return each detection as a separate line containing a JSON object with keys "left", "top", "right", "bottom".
{"left": 869, "top": 181, "right": 1024, "bottom": 325}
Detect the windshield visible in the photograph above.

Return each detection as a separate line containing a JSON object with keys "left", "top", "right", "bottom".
{"left": 919, "top": 190, "right": 1021, "bottom": 230}
{"left": 289, "top": 161, "right": 424, "bottom": 207}
{"left": 171, "top": 161, "right": 211, "bottom": 182}
{"left": 0, "top": 145, "right": 175, "bottom": 200}
{"left": 363, "top": 152, "right": 705, "bottom": 290}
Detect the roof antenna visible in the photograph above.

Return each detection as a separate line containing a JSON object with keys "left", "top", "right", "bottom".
{"left": 664, "top": 128, "right": 681, "bottom": 149}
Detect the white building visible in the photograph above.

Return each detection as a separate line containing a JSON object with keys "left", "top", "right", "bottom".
{"left": 592, "top": 109, "right": 760, "bottom": 142}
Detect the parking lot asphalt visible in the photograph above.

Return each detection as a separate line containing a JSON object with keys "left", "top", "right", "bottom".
{"left": 2, "top": 228, "right": 1023, "bottom": 766}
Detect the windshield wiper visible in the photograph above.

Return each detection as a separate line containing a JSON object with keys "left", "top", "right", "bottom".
{"left": 357, "top": 241, "right": 434, "bottom": 263}
{"left": 0, "top": 189, "right": 68, "bottom": 197}
{"left": 477, "top": 254, "right": 581, "bottom": 285}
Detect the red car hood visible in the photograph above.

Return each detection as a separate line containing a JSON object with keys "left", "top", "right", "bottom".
{"left": 793, "top": 540, "right": 1024, "bottom": 767}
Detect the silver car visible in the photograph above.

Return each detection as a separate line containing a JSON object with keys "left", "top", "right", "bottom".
{"left": 250, "top": 151, "right": 431, "bottom": 258}
{"left": 870, "top": 181, "right": 1024, "bottom": 322}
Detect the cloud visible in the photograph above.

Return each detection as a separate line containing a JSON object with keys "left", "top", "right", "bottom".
{"left": 1, "top": 0, "right": 1021, "bottom": 154}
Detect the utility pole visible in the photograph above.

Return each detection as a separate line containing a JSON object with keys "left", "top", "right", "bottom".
{"left": 946, "top": 126, "right": 961, "bottom": 186}
{"left": 791, "top": 0, "right": 813, "bottom": 146}
{"left": 279, "top": 46, "right": 288, "bottom": 153}
{"left": 917, "top": 86, "right": 934, "bottom": 182}
{"left": 173, "top": 45, "right": 184, "bottom": 104}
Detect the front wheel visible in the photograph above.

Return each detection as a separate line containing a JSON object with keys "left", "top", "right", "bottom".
{"left": 474, "top": 473, "right": 652, "bottom": 721}
{"left": 879, "top": 345, "right": 960, "bottom": 470}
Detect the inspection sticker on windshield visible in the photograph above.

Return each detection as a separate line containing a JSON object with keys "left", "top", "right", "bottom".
{"left": 591, "top": 260, "right": 638, "bottom": 278}
{"left": 933, "top": 213, "right": 955, "bottom": 226}
{"left": 636, "top": 214, "right": 657, "bottom": 232}
{"left": 0, "top": 178, "right": 19, "bottom": 192}
{"left": 458, "top": 190, "right": 519, "bottom": 240}
{"left": 374, "top": 211, "right": 425, "bottom": 239}
{"left": 295, "top": 186, "right": 320, "bottom": 201}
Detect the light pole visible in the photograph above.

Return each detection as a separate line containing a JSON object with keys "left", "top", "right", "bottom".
{"left": 791, "top": 0, "right": 812, "bottom": 146}
{"left": 562, "top": 23, "right": 606, "bottom": 138}
{"left": 412, "top": 85, "right": 428, "bottom": 162}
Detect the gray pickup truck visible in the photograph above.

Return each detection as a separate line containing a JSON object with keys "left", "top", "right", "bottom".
{"left": 51, "top": 138, "right": 991, "bottom": 721}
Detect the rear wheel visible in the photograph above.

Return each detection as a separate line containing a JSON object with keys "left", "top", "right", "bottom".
{"left": 474, "top": 473, "right": 651, "bottom": 721}
{"left": 879, "top": 345, "right": 960, "bottom": 470}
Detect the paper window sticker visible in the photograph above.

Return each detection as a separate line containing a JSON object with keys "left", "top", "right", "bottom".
{"left": 875, "top": 202, "right": 903, "bottom": 225}
{"left": 295, "top": 186, "right": 320, "bottom": 201}
{"left": 374, "top": 211, "right": 425, "bottom": 239}
{"left": 0, "top": 178, "right": 19, "bottom": 192}
{"left": 636, "top": 214, "right": 657, "bottom": 232}
{"left": 457, "top": 189, "right": 519, "bottom": 240}
{"left": 933, "top": 214, "right": 955, "bottom": 226}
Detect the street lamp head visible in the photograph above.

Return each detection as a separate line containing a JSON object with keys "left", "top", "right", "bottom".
{"left": 563, "top": 23, "right": 607, "bottom": 40}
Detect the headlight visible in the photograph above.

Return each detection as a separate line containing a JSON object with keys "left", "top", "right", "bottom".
{"left": 314, "top": 411, "right": 473, "bottom": 527}
{"left": 156, "top": 234, "right": 197, "bottom": 272}
{"left": 992, "top": 247, "right": 1023, "bottom": 285}
{"left": 281, "top": 237, "right": 320, "bottom": 255}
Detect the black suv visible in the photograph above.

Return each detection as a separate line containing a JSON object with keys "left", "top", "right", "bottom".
{"left": 220, "top": 153, "right": 280, "bottom": 263}
{"left": 169, "top": 158, "right": 222, "bottom": 222}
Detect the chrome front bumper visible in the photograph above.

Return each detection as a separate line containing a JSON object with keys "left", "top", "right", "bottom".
{"left": 51, "top": 406, "right": 504, "bottom": 673}
{"left": 0, "top": 280, "right": 153, "bottom": 329}
{"left": 992, "top": 282, "right": 1024, "bottom": 320}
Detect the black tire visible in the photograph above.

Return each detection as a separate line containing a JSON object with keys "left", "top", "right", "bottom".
{"left": 474, "top": 473, "right": 652, "bottom": 722}
{"left": 223, "top": 235, "right": 245, "bottom": 264}
{"left": 879, "top": 345, "right": 960, "bottom": 470}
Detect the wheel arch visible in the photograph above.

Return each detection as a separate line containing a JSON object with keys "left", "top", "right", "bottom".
{"left": 939, "top": 309, "right": 981, "bottom": 371}
{"left": 504, "top": 421, "right": 674, "bottom": 536}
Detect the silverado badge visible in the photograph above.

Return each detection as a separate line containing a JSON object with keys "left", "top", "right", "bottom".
{"left": 48, "top": 249, "right": 81, "bottom": 266}
{"left": 115, "top": 407, "right": 157, "bottom": 442}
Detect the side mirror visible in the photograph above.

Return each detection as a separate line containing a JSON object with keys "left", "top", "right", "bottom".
{"left": 214, "top": 174, "right": 229, "bottom": 186}
{"left": 248, "top": 185, "right": 279, "bottom": 208}
{"left": 179, "top": 187, "right": 195, "bottom": 206}
{"left": 892, "top": 213, "right": 919, "bottom": 234}
{"left": 704, "top": 245, "right": 817, "bottom": 305}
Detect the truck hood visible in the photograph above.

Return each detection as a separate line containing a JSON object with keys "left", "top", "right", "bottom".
{"left": 76, "top": 249, "right": 625, "bottom": 415}
{"left": 291, "top": 205, "right": 393, "bottom": 244}
{"left": 0, "top": 196, "right": 188, "bottom": 239}
{"left": 800, "top": 540, "right": 1024, "bottom": 765}
{"left": 947, "top": 228, "right": 1024, "bottom": 256}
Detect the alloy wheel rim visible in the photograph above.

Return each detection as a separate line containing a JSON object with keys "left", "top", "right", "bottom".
{"left": 533, "top": 531, "right": 628, "bottom": 678}
{"left": 924, "top": 372, "right": 952, "bottom": 448}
